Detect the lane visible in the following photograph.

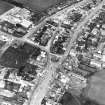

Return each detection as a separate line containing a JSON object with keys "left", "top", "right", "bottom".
{"left": 29, "top": 63, "right": 57, "bottom": 105}
{"left": 60, "top": 0, "right": 105, "bottom": 63}
{"left": 30, "top": 1, "right": 98, "bottom": 105}
{"left": 28, "top": 1, "right": 105, "bottom": 105}
{"left": 0, "top": 1, "right": 103, "bottom": 105}
{"left": 20, "top": 1, "right": 105, "bottom": 105}
{"left": 51, "top": 0, "right": 93, "bottom": 18}
{"left": 23, "top": 0, "right": 91, "bottom": 39}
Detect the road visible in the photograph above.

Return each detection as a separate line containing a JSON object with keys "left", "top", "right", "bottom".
{"left": 0, "top": 0, "right": 103, "bottom": 105}
{"left": 29, "top": 62, "right": 57, "bottom": 105}
{"left": 28, "top": 1, "right": 105, "bottom": 105}
{"left": 21, "top": 0, "right": 94, "bottom": 57}
{"left": 23, "top": 0, "right": 91, "bottom": 39}
{"left": 60, "top": 0, "right": 105, "bottom": 63}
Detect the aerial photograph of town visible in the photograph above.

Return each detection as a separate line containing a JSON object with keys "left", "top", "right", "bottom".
{"left": 0, "top": 0, "right": 105, "bottom": 105}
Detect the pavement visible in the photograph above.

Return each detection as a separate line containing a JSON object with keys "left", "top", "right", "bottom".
{"left": 0, "top": 0, "right": 105, "bottom": 105}
{"left": 28, "top": 0, "right": 105, "bottom": 105}
{"left": 60, "top": 0, "right": 105, "bottom": 63}
{"left": 29, "top": 62, "right": 57, "bottom": 105}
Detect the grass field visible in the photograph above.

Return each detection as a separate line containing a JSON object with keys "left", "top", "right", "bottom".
{"left": 0, "top": 0, "right": 14, "bottom": 15}
{"left": 23, "top": 0, "right": 63, "bottom": 12}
